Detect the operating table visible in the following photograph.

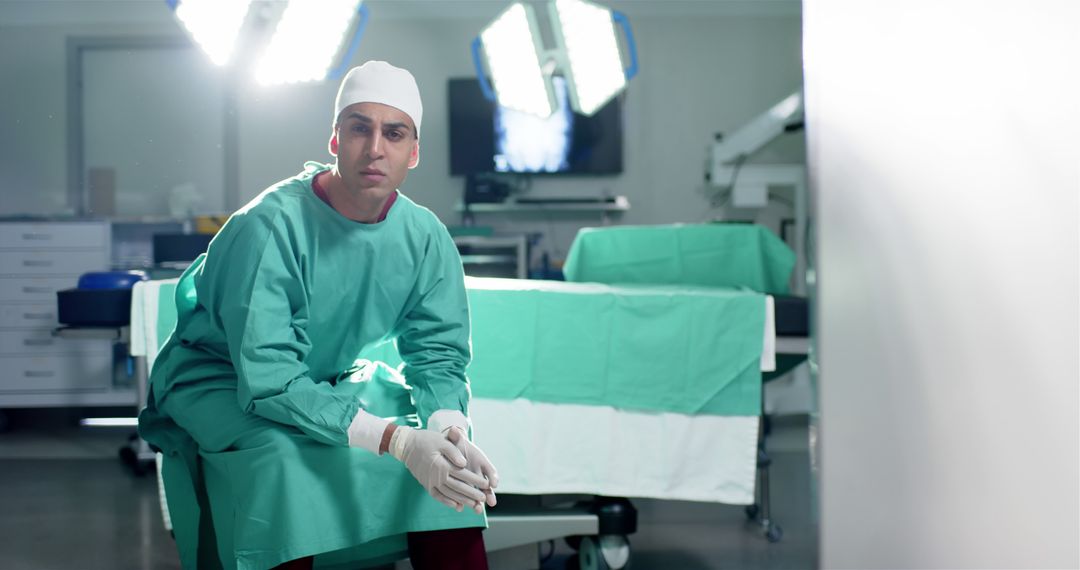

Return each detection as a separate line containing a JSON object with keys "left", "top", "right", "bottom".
{"left": 128, "top": 272, "right": 805, "bottom": 569}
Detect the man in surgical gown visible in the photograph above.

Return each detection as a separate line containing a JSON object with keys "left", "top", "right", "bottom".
{"left": 138, "top": 61, "right": 499, "bottom": 570}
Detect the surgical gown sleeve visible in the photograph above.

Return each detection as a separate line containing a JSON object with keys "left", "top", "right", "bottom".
{"left": 201, "top": 212, "right": 362, "bottom": 447}
{"left": 395, "top": 228, "right": 472, "bottom": 426}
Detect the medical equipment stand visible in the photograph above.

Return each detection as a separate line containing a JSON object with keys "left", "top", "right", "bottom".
{"left": 709, "top": 91, "right": 808, "bottom": 299}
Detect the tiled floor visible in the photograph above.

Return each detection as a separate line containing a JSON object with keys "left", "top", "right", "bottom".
{"left": 0, "top": 410, "right": 816, "bottom": 569}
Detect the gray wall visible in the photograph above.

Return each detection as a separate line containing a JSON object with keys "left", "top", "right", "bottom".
{"left": 0, "top": 1, "right": 803, "bottom": 262}
{"left": 0, "top": 1, "right": 181, "bottom": 216}
{"left": 807, "top": 0, "right": 1079, "bottom": 567}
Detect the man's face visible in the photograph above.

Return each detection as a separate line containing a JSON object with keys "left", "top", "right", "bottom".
{"left": 330, "top": 102, "right": 419, "bottom": 195}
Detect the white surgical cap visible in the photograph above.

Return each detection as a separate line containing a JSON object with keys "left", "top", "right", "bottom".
{"left": 333, "top": 61, "right": 423, "bottom": 138}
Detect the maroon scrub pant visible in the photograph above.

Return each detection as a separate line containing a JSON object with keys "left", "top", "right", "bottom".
{"left": 272, "top": 527, "right": 488, "bottom": 569}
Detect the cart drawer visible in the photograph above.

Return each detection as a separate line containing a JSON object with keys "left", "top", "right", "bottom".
{"left": 0, "top": 304, "right": 58, "bottom": 330}
{"left": 0, "top": 250, "right": 109, "bottom": 276}
{"left": 0, "top": 330, "right": 111, "bottom": 356}
{"left": 0, "top": 353, "right": 112, "bottom": 393}
{"left": 0, "top": 276, "right": 79, "bottom": 303}
{"left": 0, "top": 223, "right": 108, "bottom": 250}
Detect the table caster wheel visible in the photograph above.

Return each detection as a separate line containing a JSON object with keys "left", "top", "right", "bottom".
{"left": 119, "top": 445, "right": 150, "bottom": 477}
{"left": 765, "top": 524, "right": 783, "bottom": 543}
{"left": 580, "top": 535, "right": 630, "bottom": 570}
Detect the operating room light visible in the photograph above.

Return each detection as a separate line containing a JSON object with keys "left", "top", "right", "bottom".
{"left": 473, "top": 0, "right": 636, "bottom": 118}
{"left": 550, "top": 0, "right": 627, "bottom": 116}
{"left": 174, "top": 0, "right": 253, "bottom": 66}
{"left": 255, "top": 0, "right": 363, "bottom": 85}
{"left": 479, "top": 3, "right": 556, "bottom": 118}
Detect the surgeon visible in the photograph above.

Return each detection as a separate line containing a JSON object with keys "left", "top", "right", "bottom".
{"left": 138, "top": 61, "right": 499, "bottom": 570}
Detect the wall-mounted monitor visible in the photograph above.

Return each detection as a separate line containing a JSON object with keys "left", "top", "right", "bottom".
{"left": 448, "top": 76, "right": 623, "bottom": 176}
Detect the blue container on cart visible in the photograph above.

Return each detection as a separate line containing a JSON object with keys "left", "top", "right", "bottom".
{"left": 57, "top": 271, "right": 148, "bottom": 327}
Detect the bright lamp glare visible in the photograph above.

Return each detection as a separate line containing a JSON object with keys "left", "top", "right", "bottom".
{"left": 79, "top": 417, "right": 139, "bottom": 427}
{"left": 175, "top": 0, "right": 252, "bottom": 66}
{"left": 256, "top": 0, "right": 362, "bottom": 85}
{"left": 552, "top": 0, "right": 626, "bottom": 116}
{"left": 481, "top": 3, "right": 555, "bottom": 118}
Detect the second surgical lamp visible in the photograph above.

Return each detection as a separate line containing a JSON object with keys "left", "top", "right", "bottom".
{"left": 472, "top": 0, "right": 638, "bottom": 118}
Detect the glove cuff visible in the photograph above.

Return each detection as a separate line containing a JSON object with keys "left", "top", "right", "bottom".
{"left": 388, "top": 425, "right": 413, "bottom": 462}
{"left": 347, "top": 409, "right": 390, "bottom": 454}
{"left": 426, "top": 409, "right": 470, "bottom": 435}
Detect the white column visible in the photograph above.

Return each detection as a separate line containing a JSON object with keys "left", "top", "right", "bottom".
{"left": 805, "top": 1, "right": 1079, "bottom": 568}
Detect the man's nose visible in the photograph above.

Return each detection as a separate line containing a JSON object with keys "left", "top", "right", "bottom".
{"left": 366, "top": 131, "right": 384, "bottom": 159}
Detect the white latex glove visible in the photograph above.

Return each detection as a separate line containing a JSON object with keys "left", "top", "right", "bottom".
{"left": 389, "top": 426, "right": 490, "bottom": 513}
{"left": 446, "top": 427, "right": 500, "bottom": 508}
{"left": 346, "top": 409, "right": 389, "bottom": 454}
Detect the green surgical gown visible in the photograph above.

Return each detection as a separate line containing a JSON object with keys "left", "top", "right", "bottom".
{"left": 138, "top": 162, "right": 484, "bottom": 570}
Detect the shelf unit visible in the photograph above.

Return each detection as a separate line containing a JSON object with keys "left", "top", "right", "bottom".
{"left": 455, "top": 195, "right": 630, "bottom": 214}
{"left": 453, "top": 235, "right": 528, "bottom": 279}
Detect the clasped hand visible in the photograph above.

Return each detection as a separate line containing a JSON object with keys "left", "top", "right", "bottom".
{"left": 445, "top": 426, "right": 499, "bottom": 511}
{"left": 389, "top": 426, "right": 498, "bottom": 514}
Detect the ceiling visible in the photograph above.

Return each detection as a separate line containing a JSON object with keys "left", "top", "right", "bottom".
{"left": 0, "top": 0, "right": 801, "bottom": 27}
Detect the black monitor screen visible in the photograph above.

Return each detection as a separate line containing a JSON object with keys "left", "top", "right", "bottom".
{"left": 448, "top": 77, "right": 623, "bottom": 176}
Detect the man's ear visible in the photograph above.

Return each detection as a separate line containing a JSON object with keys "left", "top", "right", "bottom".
{"left": 328, "top": 132, "right": 339, "bottom": 157}
{"left": 407, "top": 140, "right": 420, "bottom": 169}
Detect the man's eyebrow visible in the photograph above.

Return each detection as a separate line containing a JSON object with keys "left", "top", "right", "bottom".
{"left": 343, "top": 112, "right": 372, "bottom": 123}
{"left": 342, "top": 112, "right": 412, "bottom": 134}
